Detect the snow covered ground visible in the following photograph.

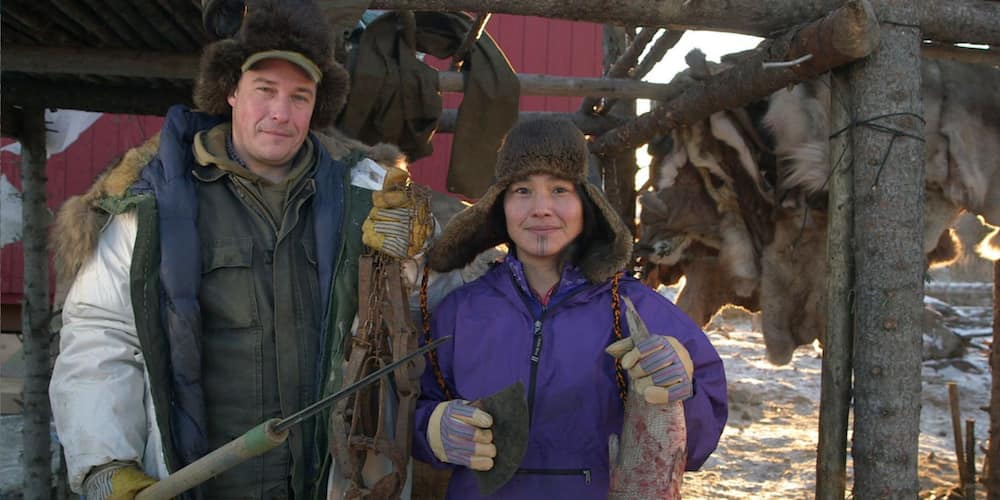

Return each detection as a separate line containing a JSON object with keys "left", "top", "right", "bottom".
{"left": 681, "top": 282, "right": 993, "bottom": 499}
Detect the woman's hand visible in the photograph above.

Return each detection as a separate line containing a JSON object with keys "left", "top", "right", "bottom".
{"left": 608, "top": 335, "right": 694, "bottom": 404}
{"left": 427, "top": 400, "right": 497, "bottom": 470}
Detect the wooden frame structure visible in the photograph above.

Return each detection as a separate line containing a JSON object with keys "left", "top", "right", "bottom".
{"left": 3, "top": 0, "right": 1000, "bottom": 497}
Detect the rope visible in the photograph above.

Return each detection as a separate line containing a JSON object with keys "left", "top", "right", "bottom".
{"left": 829, "top": 111, "right": 925, "bottom": 191}
{"left": 610, "top": 271, "right": 628, "bottom": 403}
{"left": 421, "top": 265, "right": 453, "bottom": 399}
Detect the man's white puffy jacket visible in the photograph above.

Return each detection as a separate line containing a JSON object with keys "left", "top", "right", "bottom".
{"left": 49, "top": 210, "right": 466, "bottom": 494}
{"left": 50, "top": 212, "right": 169, "bottom": 492}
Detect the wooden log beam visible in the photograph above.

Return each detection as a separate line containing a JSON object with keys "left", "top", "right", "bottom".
{"left": 5, "top": 46, "right": 684, "bottom": 101}
{"left": 2, "top": 79, "right": 194, "bottom": 115}
{"left": 922, "top": 42, "right": 1000, "bottom": 67}
{"left": 2, "top": 45, "right": 200, "bottom": 80}
{"left": 437, "top": 109, "right": 624, "bottom": 135}
{"left": 370, "top": 0, "right": 1000, "bottom": 46}
{"left": 439, "top": 70, "right": 679, "bottom": 99}
{"left": 590, "top": 0, "right": 879, "bottom": 155}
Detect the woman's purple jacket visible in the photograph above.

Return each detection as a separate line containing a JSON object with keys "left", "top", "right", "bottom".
{"left": 413, "top": 259, "right": 728, "bottom": 499}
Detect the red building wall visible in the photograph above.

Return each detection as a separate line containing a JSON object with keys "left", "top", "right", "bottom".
{"left": 0, "top": 16, "right": 603, "bottom": 307}
{"left": 1, "top": 115, "right": 164, "bottom": 305}
{"left": 408, "top": 15, "right": 604, "bottom": 191}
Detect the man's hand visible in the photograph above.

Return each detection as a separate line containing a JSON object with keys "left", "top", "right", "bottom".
{"left": 362, "top": 165, "right": 433, "bottom": 259}
{"left": 607, "top": 335, "right": 694, "bottom": 404}
{"left": 83, "top": 463, "right": 157, "bottom": 500}
{"left": 427, "top": 400, "right": 497, "bottom": 471}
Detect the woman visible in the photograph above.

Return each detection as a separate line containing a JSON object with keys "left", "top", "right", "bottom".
{"left": 413, "top": 117, "right": 727, "bottom": 498}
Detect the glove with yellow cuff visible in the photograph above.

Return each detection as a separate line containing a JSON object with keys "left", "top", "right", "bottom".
{"left": 427, "top": 399, "right": 497, "bottom": 471}
{"left": 608, "top": 335, "right": 694, "bottom": 405}
{"left": 83, "top": 462, "right": 157, "bottom": 500}
{"left": 362, "top": 164, "right": 434, "bottom": 259}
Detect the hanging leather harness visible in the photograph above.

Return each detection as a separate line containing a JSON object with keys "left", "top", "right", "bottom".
{"left": 329, "top": 188, "right": 430, "bottom": 498}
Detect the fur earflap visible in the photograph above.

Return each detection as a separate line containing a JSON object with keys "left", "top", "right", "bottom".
{"left": 193, "top": 0, "right": 349, "bottom": 129}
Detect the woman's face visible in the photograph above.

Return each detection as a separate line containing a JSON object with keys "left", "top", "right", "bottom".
{"left": 503, "top": 173, "right": 584, "bottom": 268}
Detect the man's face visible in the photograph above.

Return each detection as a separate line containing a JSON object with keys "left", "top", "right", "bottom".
{"left": 227, "top": 58, "right": 317, "bottom": 177}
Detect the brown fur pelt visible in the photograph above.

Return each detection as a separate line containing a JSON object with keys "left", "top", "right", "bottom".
{"left": 52, "top": 134, "right": 160, "bottom": 292}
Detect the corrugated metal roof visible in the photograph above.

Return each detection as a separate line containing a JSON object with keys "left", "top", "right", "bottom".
{"left": 1, "top": 0, "right": 209, "bottom": 115}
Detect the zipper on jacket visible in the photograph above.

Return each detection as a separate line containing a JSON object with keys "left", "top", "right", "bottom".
{"left": 517, "top": 468, "right": 592, "bottom": 485}
{"left": 516, "top": 276, "right": 600, "bottom": 424}
{"left": 526, "top": 320, "right": 543, "bottom": 421}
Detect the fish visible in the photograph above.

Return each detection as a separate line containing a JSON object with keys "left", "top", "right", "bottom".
{"left": 605, "top": 296, "right": 687, "bottom": 499}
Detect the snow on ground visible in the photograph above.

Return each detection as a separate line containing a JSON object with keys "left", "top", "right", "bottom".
{"left": 680, "top": 286, "right": 993, "bottom": 499}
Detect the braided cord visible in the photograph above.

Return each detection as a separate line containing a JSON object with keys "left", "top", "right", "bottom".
{"left": 421, "top": 265, "right": 454, "bottom": 399}
{"left": 610, "top": 271, "right": 627, "bottom": 402}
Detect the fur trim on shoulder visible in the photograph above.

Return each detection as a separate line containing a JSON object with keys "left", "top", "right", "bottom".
{"left": 52, "top": 135, "right": 160, "bottom": 289}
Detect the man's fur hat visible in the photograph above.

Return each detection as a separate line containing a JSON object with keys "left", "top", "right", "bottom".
{"left": 427, "top": 117, "right": 633, "bottom": 283}
{"left": 193, "top": 0, "right": 349, "bottom": 129}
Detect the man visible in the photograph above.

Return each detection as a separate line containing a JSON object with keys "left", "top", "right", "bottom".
{"left": 49, "top": 1, "right": 434, "bottom": 498}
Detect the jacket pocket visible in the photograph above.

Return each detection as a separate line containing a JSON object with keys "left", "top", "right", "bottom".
{"left": 516, "top": 468, "right": 592, "bottom": 485}
{"left": 200, "top": 238, "right": 258, "bottom": 330}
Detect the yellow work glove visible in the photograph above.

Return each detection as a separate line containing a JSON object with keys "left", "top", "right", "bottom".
{"left": 427, "top": 400, "right": 497, "bottom": 471}
{"left": 362, "top": 165, "right": 434, "bottom": 259}
{"left": 606, "top": 335, "right": 694, "bottom": 405}
{"left": 83, "top": 462, "right": 157, "bottom": 500}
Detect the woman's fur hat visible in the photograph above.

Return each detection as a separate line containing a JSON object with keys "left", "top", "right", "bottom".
{"left": 427, "top": 117, "right": 633, "bottom": 283}
{"left": 193, "top": 0, "right": 349, "bottom": 129}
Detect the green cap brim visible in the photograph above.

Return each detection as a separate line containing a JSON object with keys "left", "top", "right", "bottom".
{"left": 241, "top": 50, "right": 322, "bottom": 82}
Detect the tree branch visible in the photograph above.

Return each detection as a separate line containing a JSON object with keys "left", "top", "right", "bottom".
{"left": 580, "top": 27, "right": 658, "bottom": 114}
{"left": 590, "top": 0, "right": 880, "bottom": 155}
{"left": 633, "top": 30, "right": 685, "bottom": 80}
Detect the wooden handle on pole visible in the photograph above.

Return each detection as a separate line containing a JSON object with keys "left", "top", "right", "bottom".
{"left": 135, "top": 418, "right": 288, "bottom": 500}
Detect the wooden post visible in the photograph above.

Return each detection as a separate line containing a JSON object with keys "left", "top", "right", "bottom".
{"left": 950, "top": 382, "right": 970, "bottom": 492}
{"left": 848, "top": 2, "right": 925, "bottom": 497}
{"left": 20, "top": 106, "right": 53, "bottom": 500}
{"left": 816, "top": 69, "right": 853, "bottom": 500}
{"left": 968, "top": 419, "right": 978, "bottom": 498}
{"left": 989, "top": 259, "right": 1000, "bottom": 500}
{"left": 599, "top": 25, "right": 638, "bottom": 236}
